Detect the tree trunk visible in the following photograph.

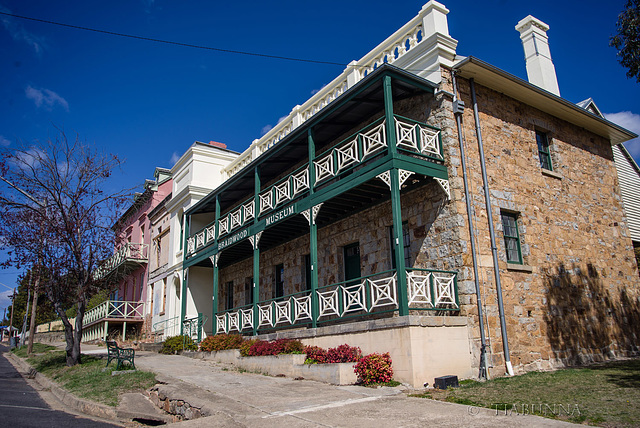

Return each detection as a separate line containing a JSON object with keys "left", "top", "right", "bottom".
{"left": 27, "top": 276, "right": 40, "bottom": 355}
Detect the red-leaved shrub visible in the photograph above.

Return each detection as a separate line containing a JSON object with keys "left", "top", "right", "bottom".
{"left": 241, "top": 338, "right": 304, "bottom": 356}
{"left": 200, "top": 333, "right": 243, "bottom": 352}
{"left": 304, "top": 345, "right": 327, "bottom": 363}
{"left": 325, "top": 344, "right": 362, "bottom": 363}
{"left": 354, "top": 353, "right": 393, "bottom": 385}
{"left": 304, "top": 344, "right": 362, "bottom": 364}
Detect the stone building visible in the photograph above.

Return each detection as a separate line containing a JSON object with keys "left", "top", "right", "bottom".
{"left": 177, "top": 1, "right": 639, "bottom": 386}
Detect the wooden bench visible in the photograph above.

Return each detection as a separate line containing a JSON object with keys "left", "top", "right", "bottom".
{"left": 106, "top": 340, "right": 135, "bottom": 370}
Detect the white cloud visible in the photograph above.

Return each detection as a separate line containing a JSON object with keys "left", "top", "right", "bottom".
{"left": 604, "top": 111, "right": 640, "bottom": 162}
{"left": 260, "top": 124, "right": 273, "bottom": 136}
{"left": 25, "top": 85, "right": 69, "bottom": 111}
{"left": 0, "top": 135, "right": 10, "bottom": 147}
{"left": 0, "top": 5, "right": 46, "bottom": 54}
{"left": 0, "top": 289, "right": 13, "bottom": 311}
{"left": 170, "top": 152, "right": 180, "bottom": 166}
{"left": 311, "top": 84, "right": 327, "bottom": 95}
{"left": 276, "top": 115, "right": 288, "bottom": 124}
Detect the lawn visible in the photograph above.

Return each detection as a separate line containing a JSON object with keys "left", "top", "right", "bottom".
{"left": 12, "top": 344, "right": 157, "bottom": 407}
{"left": 411, "top": 359, "right": 640, "bottom": 427}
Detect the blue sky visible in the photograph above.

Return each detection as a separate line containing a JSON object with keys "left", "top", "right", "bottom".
{"left": 1, "top": 0, "right": 639, "bottom": 313}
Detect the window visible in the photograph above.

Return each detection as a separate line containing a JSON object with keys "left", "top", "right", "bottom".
{"left": 274, "top": 264, "right": 284, "bottom": 299}
{"left": 536, "top": 130, "right": 552, "bottom": 171}
{"left": 501, "top": 212, "right": 522, "bottom": 264}
{"left": 304, "top": 254, "right": 311, "bottom": 291}
{"left": 245, "top": 277, "right": 253, "bottom": 305}
{"left": 389, "top": 222, "right": 411, "bottom": 269}
{"left": 343, "top": 243, "right": 361, "bottom": 287}
{"left": 161, "top": 278, "right": 167, "bottom": 314}
{"left": 226, "top": 281, "right": 234, "bottom": 309}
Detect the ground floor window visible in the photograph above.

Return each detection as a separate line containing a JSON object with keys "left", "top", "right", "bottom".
{"left": 389, "top": 221, "right": 411, "bottom": 269}
{"left": 245, "top": 277, "right": 253, "bottom": 305}
{"left": 226, "top": 281, "right": 234, "bottom": 309}
{"left": 344, "top": 242, "right": 361, "bottom": 286}
{"left": 304, "top": 254, "right": 311, "bottom": 291}
{"left": 274, "top": 264, "right": 284, "bottom": 298}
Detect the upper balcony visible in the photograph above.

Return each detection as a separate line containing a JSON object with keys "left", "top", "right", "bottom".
{"left": 183, "top": 65, "right": 450, "bottom": 268}
{"left": 94, "top": 242, "right": 149, "bottom": 280}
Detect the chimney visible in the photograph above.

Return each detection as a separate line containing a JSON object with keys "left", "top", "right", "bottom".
{"left": 209, "top": 141, "right": 227, "bottom": 149}
{"left": 515, "top": 15, "right": 560, "bottom": 97}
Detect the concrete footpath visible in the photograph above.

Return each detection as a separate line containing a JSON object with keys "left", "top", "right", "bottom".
{"left": 32, "top": 343, "right": 580, "bottom": 427}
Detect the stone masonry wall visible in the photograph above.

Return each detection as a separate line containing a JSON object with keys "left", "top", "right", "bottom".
{"left": 439, "top": 70, "right": 640, "bottom": 376}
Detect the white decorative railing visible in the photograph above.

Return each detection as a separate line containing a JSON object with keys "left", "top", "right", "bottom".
{"left": 222, "top": 6, "right": 430, "bottom": 179}
{"left": 83, "top": 300, "right": 145, "bottom": 325}
{"left": 215, "top": 268, "right": 457, "bottom": 334}
{"left": 94, "top": 243, "right": 148, "bottom": 279}
{"left": 152, "top": 316, "right": 181, "bottom": 339}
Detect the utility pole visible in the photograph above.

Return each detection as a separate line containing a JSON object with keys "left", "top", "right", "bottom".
{"left": 9, "top": 288, "right": 16, "bottom": 343}
{"left": 20, "top": 275, "right": 32, "bottom": 347}
{"left": 27, "top": 265, "right": 40, "bottom": 354}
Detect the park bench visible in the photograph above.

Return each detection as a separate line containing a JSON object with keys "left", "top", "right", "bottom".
{"left": 106, "top": 340, "right": 136, "bottom": 370}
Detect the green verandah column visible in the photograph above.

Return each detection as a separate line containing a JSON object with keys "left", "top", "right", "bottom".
{"left": 308, "top": 128, "right": 319, "bottom": 327}
{"left": 211, "top": 196, "right": 220, "bottom": 334}
{"left": 252, "top": 166, "right": 261, "bottom": 335}
{"left": 383, "top": 75, "right": 409, "bottom": 316}
{"left": 390, "top": 169, "right": 409, "bottom": 316}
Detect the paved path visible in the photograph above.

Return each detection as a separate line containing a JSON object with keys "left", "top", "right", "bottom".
{"left": 120, "top": 347, "right": 579, "bottom": 428}
{"left": 0, "top": 343, "right": 120, "bottom": 428}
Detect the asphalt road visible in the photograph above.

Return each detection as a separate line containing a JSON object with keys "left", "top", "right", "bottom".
{"left": 0, "top": 343, "right": 121, "bottom": 428}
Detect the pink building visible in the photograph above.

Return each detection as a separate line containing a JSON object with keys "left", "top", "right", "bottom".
{"left": 84, "top": 168, "right": 172, "bottom": 342}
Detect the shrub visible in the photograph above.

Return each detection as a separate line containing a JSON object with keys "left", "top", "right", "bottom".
{"left": 239, "top": 339, "right": 257, "bottom": 357}
{"left": 160, "top": 335, "right": 198, "bottom": 354}
{"left": 325, "top": 344, "right": 362, "bottom": 363}
{"left": 304, "top": 345, "right": 327, "bottom": 364}
{"left": 200, "top": 334, "right": 244, "bottom": 352}
{"left": 304, "top": 344, "right": 362, "bottom": 364}
{"left": 354, "top": 353, "right": 393, "bottom": 385}
{"left": 241, "top": 338, "right": 304, "bottom": 357}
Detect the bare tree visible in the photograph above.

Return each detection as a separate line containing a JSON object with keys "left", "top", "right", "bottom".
{"left": 0, "top": 132, "right": 129, "bottom": 365}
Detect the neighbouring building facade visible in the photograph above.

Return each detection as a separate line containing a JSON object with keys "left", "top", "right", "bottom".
{"left": 176, "top": 1, "right": 639, "bottom": 387}
{"left": 84, "top": 168, "right": 172, "bottom": 341}
{"left": 150, "top": 141, "right": 239, "bottom": 340}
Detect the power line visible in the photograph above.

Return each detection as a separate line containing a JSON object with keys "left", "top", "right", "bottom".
{"left": 0, "top": 11, "right": 346, "bottom": 66}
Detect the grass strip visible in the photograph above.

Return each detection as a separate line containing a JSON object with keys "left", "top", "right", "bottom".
{"left": 411, "top": 359, "right": 640, "bottom": 427}
{"left": 19, "top": 347, "right": 156, "bottom": 407}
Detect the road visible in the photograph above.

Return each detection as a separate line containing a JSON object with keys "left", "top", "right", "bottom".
{"left": 0, "top": 343, "right": 121, "bottom": 428}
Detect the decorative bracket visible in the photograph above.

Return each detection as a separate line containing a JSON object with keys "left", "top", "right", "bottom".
{"left": 209, "top": 254, "right": 218, "bottom": 268}
{"left": 435, "top": 178, "right": 451, "bottom": 200}
{"left": 376, "top": 171, "right": 391, "bottom": 189}
{"left": 248, "top": 231, "right": 263, "bottom": 250}
{"left": 398, "top": 169, "right": 414, "bottom": 187}
{"left": 377, "top": 170, "right": 414, "bottom": 190}
{"left": 302, "top": 203, "right": 324, "bottom": 225}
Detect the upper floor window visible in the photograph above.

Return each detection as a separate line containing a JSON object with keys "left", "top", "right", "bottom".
{"left": 536, "top": 130, "right": 552, "bottom": 171}
{"left": 389, "top": 222, "right": 411, "bottom": 269}
{"left": 501, "top": 211, "right": 522, "bottom": 264}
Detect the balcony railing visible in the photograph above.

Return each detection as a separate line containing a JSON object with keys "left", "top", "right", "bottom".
{"left": 94, "top": 243, "right": 148, "bottom": 279}
{"left": 83, "top": 300, "right": 145, "bottom": 325}
{"left": 215, "top": 268, "right": 458, "bottom": 334}
{"left": 186, "top": 116, "right": 442, "bottom": 257}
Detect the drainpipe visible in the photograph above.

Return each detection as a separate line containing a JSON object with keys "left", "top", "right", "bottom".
{"left": 469, "top": 78, "right": 514, "bottom": 376}
{"left": 450, "top": 71, "right": 488, "bottom": 380}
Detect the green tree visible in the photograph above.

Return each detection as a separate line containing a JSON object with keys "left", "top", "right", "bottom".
{"left": 611, "top": 0, "right": 640, "bottom": 82}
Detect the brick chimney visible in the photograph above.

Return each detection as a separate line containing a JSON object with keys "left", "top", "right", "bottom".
{"left": 515, "top": 15, "right": 560, "bottom": 97}
{"left": 209, "top": 141, "right": 227, "bottom": 149}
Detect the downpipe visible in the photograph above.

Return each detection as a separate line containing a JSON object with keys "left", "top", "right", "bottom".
{"left": 469, "top": 78, "right": 514, "bottom": 376}
{"left": 450, "top": 70, "right": 488, "bottom": 380}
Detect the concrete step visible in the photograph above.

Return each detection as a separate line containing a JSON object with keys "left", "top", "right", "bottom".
{"left": 116, "top": 392, "right": 174, "bottom": 424}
